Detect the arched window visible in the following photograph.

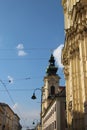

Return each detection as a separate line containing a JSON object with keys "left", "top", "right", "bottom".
{"left": 51, "top": 86, "right": 55, "bottom": 95}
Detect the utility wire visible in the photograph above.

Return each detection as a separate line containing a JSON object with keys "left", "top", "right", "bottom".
{"left": 0, "top": 80, "right": 15, "bottom": 104}
{"left": 0, "top": 88, "right": 35, "bottom": 92}
{"left": 0, "top": 79, "right": 26, "bottom": 127}
{"left": 0, "top": 48, "right": 53, "bottom": 51}
{"left": 2, "top": 76, "right": 43, "bottom": 84}
{"left": 0, "top": 58, "right": 48, "bottom": 61}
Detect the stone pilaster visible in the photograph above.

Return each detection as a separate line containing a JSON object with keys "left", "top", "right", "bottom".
{"left": 62, "top": 0, "right": 87, "bottom": 129}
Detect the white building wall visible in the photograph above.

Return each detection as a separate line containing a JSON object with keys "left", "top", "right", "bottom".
{"left": 56, "top": 101, "right": 61, "bottom": 130}
{"left": 43, "top": 100, "right": 60, "bottom": 130}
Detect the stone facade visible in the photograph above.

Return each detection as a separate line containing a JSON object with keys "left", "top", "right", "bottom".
{"left": 42, "top": 54, "right": 66, "bottom": 130}
{"left": 62, "top": 0, "right": 87, "bottom": 129}
{"left": 0, "top": 103, "right": 22, "bottom": 130}
{"left": 0, "top": 105, "right": 4, "bottom": 130}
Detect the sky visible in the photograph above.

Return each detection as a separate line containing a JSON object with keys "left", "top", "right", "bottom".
{"left": 0, "top": 0, "right": 65, "bottom": 129}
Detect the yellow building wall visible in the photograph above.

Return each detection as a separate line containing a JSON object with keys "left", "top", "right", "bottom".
{"left": 62, "top": 0, "right": 87, "bottom": 129}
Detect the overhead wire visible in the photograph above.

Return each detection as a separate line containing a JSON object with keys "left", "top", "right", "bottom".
{"left": 0, "top": 47, "right": 50, "bottom": 127}
{"left": 0, "top": 58, "right": 48, "bottom": 61}
{"left": 2, "top": 76, "right": 43, "bottom": 84}
{"left": 0, "top": 47, "right": 54, "bottom": 51}
{"left": 0, "top": 80, "right": 15, "bottom": 104}
{"left": 0, "top": 47, "right": 54, "bottom": 61}
{"left": 0, "top": 88, "right": 35, "bottom": 92}
{"left": 0, "top": 76, "right": 43, "bottom": 92}
{"left": 0, "top": 79, "right": 27, "bottom": 127}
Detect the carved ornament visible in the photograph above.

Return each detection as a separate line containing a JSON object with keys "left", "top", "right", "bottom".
{"left": 68, "top": 101, "right": 72, "bottom": 111}
{"left": 64, "top": 66, "right": 69, "bottom": 77}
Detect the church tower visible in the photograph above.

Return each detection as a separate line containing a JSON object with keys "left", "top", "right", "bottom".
{"left": 42, "top": 54, "right": 60, "bottom": 115}
{"left": 62, "top": 0, "right": 87, "bottom": 129}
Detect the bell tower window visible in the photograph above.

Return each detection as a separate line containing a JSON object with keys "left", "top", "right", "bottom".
{"left": 51, "top": 86, "right": 55, "bottom": 95}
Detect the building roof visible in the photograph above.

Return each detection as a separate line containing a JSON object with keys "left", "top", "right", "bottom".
{"left": 48, "top": 86, "right": 66, "bottom": 99}
{"left": 0, "top": 102, "right": 20, "bottom": 119}
{"left": 0, "top": 102, "right": 14, "bottom": 114}
{"left": 57, "top": 86, "right": 66, "bottom": 97}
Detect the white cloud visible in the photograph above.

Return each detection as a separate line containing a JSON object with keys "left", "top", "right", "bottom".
{"left": 8, "top": 75, "right": 14, "bottom": 84}
{"left": 18, "top": 50, "right": 27, "bottom": 56}
{"left": 16, "top": 43, "right": 27, "bottom": 56}
{"left": 53, "top": 44, "right": 64, "bottom": 68}
{"left": 16, "top": 44, "right": 24, "bottom": 50}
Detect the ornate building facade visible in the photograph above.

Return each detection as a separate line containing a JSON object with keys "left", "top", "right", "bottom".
{"left": 62, "top": 0, "right": 87, "bottom": 129}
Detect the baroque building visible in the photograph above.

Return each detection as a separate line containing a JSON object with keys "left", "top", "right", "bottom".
{"left": 42, "top": 54, "right": 60, "bottom": 113}
{"left": 62, "top": 0, "right": 87, "bottom": 130}
{"left": 42, "top": 54, "right": 66, "bottom": 130}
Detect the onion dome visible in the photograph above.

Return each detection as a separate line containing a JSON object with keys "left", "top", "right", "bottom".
{"left": 46, "top": 54, "right": 58, "bottom": 76}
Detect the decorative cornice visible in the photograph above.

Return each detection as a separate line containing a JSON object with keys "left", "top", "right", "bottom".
{"left": 62, "top": 1, "right": 87, "bottom": 65}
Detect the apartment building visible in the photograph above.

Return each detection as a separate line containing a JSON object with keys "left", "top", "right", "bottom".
{"left": 0, "top": 105, "right": 4, "bottom": 130}
{"left": 42, "top": 88, "right": 66, "bottom": 130}
{"left": 0, "top": 103, "right": 22, "bottom": 130}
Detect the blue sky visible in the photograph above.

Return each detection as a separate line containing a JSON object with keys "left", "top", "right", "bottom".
{"left": 0, "top": 0, "right": 65, "bottom": 129}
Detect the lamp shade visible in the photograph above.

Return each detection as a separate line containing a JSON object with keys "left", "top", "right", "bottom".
{"left": 31, "top": 93, "right": 37, "bottom": 100}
